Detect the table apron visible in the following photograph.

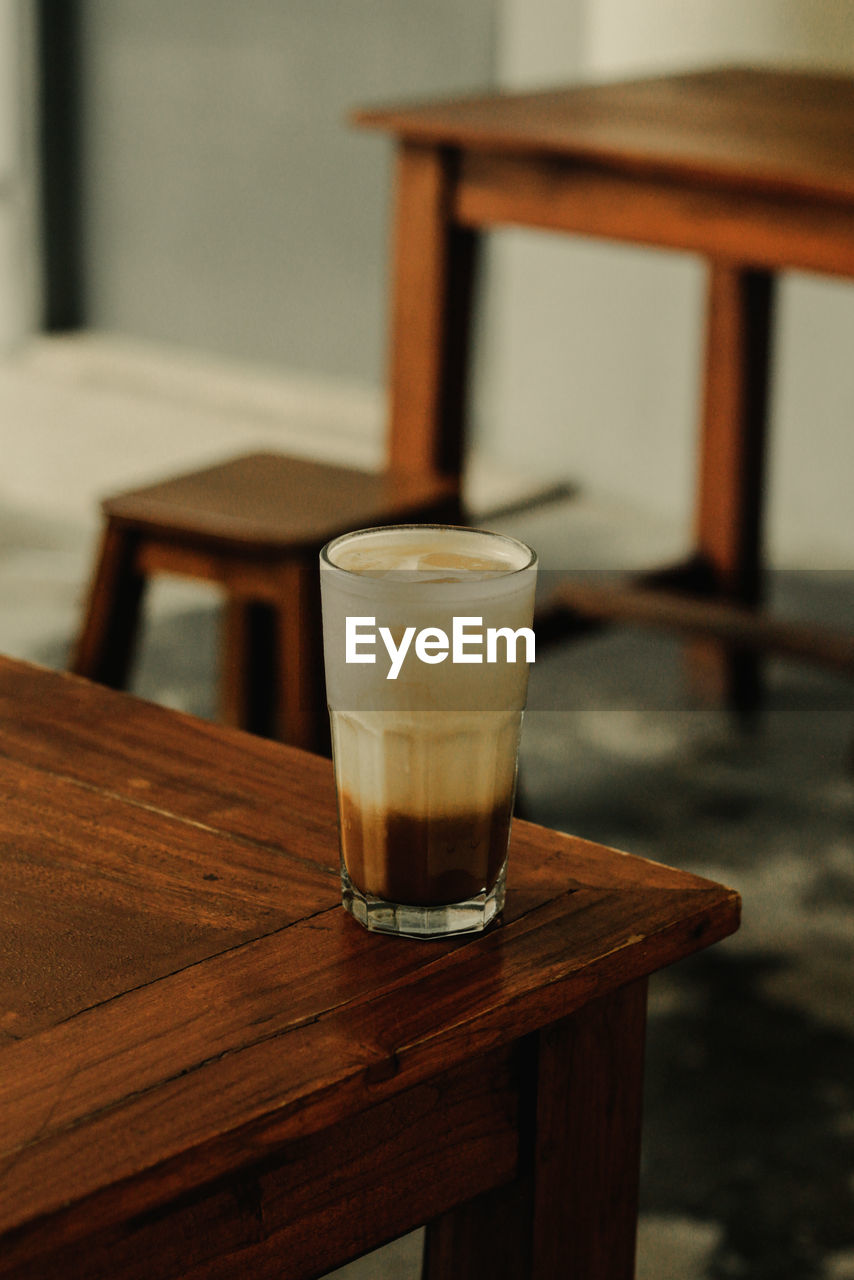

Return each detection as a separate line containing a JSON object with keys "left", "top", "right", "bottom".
{"left": 454, "top": 149, "right": 854, "bottom": 279}
{"left": 0, "top": 1042, "right": 523, "bottom": 1280}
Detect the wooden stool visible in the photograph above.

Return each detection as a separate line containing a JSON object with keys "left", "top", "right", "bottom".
{"left": 71, "top": 452, "right": 459, "bottom": 752}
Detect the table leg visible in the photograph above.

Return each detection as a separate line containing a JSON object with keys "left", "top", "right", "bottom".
{"left": 422, "top": 979, "right": 648, "bottom": 1280}
{"left": 692, "top": 261, "right": 776, "bottom": 713}
{"left": 387, "top": 141, "right": 478, "bottom": 484}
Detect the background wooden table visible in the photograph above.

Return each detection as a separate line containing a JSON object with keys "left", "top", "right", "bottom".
{"left": 355, "top": 67, "right": 854, "bottom": 709}
{"left": 0, "top": 657, "right": 739, "bottom": 1279}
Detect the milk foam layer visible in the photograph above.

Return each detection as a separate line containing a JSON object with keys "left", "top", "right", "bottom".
{"left": 330, "top": 529, "right": 527, "bottom": 579}
{"left": 321, "top": 525, "right": 537, "bottom": 714}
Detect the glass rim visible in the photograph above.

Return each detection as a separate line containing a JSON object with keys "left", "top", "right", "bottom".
{"left": 320, "top": 523, "right": 538, "bottom": 577}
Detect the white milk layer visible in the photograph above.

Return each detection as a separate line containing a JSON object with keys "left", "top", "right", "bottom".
{"left": 330, "top": 708, "right": 522, "bottom": 819}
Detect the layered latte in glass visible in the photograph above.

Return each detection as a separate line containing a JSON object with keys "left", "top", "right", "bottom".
{"left": 320, "top": 525, "right": 537, "bottom": 938}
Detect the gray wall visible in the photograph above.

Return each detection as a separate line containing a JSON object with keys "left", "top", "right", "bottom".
{"left": 78, "top": 0, "right": 497, "bottom": 382}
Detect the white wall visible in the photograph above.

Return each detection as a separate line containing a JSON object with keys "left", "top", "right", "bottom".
{"left": 0, "top": 0, "right": 39, "bottom": 351}
{"left": 474, "top": 0, "right": 854, "bottom": 565}
{"left": 586, "top": 0, "right": 854, "bottom": 73}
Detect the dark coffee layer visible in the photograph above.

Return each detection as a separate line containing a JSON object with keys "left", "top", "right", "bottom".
{"left": 338, "top": 792, "right": 512, "bottom": 907}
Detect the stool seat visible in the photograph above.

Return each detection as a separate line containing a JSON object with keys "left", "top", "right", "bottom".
{"left": 103, "top": 451, "right": 458, "bottom": 551}
{"left": 71, "top": 451, "right": 459, "bottom": 751}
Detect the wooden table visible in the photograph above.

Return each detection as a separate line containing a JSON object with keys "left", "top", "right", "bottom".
{"left": 0, "top": 656, "right": 739, "bottom": 1279}
{"left": 355, "top": 67, "right": 854, "bottom": 707}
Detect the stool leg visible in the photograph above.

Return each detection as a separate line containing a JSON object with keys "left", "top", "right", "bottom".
{"left": 388, "top": 141, "right": 478, "bottom": 485}
{"left": 275, "top": 563, "right": 329, "bottom": 755}
{"left": 70, "top": 520, "right": 146, "bottom": 688}
{"left": 221, "top": 599, "right": 277, "bottom": 737}
{"left": 691, "top": 262, "right": 776, "bottom": 714}
{"left": 221, "top": 576, "right": 328, "bottom": 753}
{"left": 422, "top": 979, "right": 648, "bottom": 1280}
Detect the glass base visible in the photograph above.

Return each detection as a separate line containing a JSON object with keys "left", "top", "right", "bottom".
{"left": 341, "top": 861, "right": 506, "bottom": 939}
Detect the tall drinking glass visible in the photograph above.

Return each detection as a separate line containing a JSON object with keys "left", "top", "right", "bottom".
{"left": 320, "top": 524, "right": 537, "bottom": 938}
